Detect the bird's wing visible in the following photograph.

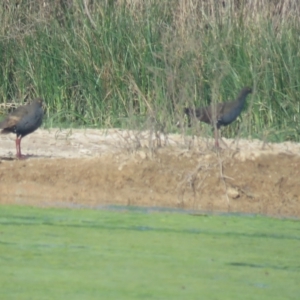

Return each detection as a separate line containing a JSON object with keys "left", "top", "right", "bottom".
{"left": 0, "top": 104, "right": 32, "bottom": 131}
{"left": 219, "top": 99, "right": 240, "bottom": 117}
{"left": 216, "top": 102, "right": 227, "bottom": 118}
{"left": 200, "top": 103, "right": 225, "bottom": 124}
{"left": 196, "top": 106, "right": 213, "bottom": 124}
{"left": 0, "top": 115, "right": 20, "bottom": 130}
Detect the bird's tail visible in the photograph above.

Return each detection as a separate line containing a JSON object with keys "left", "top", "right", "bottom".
{"left": 0, "top": 120, "right": 7, "bottom": 132}
{"left": 183, "top": 107, "right": 195, "bottom": 127}
{"left": 0, "top": 128, "right": 11, "bottom": 134}
{"left": 184, "top": 107, "right": 193, "bottom": 116}
{"left": 176, "top": 108, "right": 192, "bottom": 128}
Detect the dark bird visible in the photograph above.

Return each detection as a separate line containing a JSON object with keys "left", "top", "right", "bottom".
{"left": 0, "top": 98, "right": 44, "bottom": 159}
{"left": 184, "top": 87, "right": 252, "bottom": 147}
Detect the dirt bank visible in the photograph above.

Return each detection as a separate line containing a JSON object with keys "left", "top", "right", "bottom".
{"left": 0, "top": 129, "right": 299, "bottom": 217}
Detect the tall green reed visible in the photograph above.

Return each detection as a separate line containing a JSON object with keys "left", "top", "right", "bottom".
{"left": 0, "top": 0, "right": 299, "bottom": 141}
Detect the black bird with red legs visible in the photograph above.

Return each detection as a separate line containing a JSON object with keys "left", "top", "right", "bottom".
{"left": 0, "top": 98, "right": 44, "bottom": 159}
{"left": 184, "top": 87, "right": 252, "bottom": 147}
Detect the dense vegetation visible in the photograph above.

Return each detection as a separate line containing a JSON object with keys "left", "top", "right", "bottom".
{"left": 0, "top": 0, "right": 300, "bottom": 141}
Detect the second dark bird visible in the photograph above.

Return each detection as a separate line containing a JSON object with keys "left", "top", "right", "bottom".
{"left": 184, "top": 87, "right": 252, "bottom": 147}
{"left": 0, "top": 98, "right": 44, "bottom": 159}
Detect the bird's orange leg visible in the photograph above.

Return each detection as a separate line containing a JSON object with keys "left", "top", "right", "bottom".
{"left": 214, "top": 128, "right": 220, "bottom": 148}
{"left": 15, "top": 137, "right": 23, "bottom": 159}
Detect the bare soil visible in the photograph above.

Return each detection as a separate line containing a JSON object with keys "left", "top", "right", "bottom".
{"left": 0, "top": 128, "right": 299, "bottom": 217}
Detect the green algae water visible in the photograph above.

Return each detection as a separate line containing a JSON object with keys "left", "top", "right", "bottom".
{"left": 0, "top": 205, "right": 299, "bottom": 299}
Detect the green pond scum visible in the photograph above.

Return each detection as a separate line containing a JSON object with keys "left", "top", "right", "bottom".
{"left": 0, "top": 205, "right": 299, "bottom": 299}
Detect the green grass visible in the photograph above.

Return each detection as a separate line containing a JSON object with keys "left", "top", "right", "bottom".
{"left": 0, "top": 1, "right": 300, "bottom": 142}
{"left": 0, "top": 205, "right": 299, "bottom": 299}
